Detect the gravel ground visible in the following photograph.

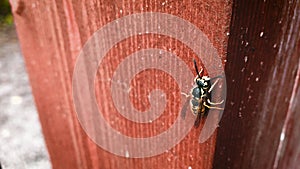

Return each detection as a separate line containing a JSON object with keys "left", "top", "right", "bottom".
{"left": 0, "top": 26, "right": 51, "bottom": 169}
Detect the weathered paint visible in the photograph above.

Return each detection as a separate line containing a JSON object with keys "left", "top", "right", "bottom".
{"left": 11, "top": 0, "right": 231, "bottom": 169}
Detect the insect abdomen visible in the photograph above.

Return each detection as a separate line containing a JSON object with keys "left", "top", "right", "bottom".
{"left": 190, "top": 86, "right": 201, "bottom": 115}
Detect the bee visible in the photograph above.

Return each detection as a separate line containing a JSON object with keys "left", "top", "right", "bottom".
{"left": 181, "top": 59, "right": 224, "bottom": 128}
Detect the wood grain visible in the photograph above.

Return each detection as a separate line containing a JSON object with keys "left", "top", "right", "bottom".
{"left": 11, "top": 0, "right": 231, "bottom": 169}
{"left": 213, "top": 0, "right": 300, "bottom": 169}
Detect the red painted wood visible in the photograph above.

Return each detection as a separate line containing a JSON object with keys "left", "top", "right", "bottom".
{"left": 11, "top": 0, "right": 231, "bottom": 169}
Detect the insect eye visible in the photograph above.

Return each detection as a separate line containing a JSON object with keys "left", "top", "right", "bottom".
{"left": 196, "top": 79, "right": 204, "bottom": 87}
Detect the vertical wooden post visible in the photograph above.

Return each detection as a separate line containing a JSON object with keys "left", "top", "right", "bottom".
{"left": 213, "top": 1, "right": 300, "bottom": 169}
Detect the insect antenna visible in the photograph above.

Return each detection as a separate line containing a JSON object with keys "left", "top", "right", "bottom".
{"left": 193, "top": 58, "right": 203, "bottom": 78}
{"left": 210, "top": 75, "right": 223, "bottom": 81}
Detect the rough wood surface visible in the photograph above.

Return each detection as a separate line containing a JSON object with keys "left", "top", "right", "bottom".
{"left": 11, "top": 0, "right": 231, "bottom": 169}
{"left": 213, "top": 0, "right": 300, "bottom": 169}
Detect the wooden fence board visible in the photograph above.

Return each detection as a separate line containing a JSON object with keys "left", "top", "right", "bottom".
{"left": 213, "top": 1, "right": 300, "bottom": 169}
{"left": 11, "top": 0, "right": 231, "bottom": 169}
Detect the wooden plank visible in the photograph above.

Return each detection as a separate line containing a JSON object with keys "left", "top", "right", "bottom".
{"left": 213, "top": 0, "right": 300, "bottom": 169}
{"left": 11, "top": 0, "right": 232, "bottom": 169}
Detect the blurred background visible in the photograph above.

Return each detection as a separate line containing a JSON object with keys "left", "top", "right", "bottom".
{"left": 0, "top": 0, "right": 51, "bottom": 168}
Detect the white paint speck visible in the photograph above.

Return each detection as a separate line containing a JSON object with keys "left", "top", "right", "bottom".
{"left": 244, "top": 56, "right": 248, "bottom": 63}
{"left": 260, "top": 61, "right": 264, "bottom": 66}
{"left": 246, "top": 86, "right": 251, "bottom": 92}
{"left": 260, "top": 32, "right": 264, "bottom": 37}
{"left": 125, "top": 150, "right": 130, "bottom": 158}
{"left": 255, "top": 77, "right": 260, "bottom": 81}
{"left": 188, "top": 166, "right": 192, "bottom": 169}
{"left": 280, "top": 132, "right": 285, "bottom": 141}
{"left": 120, "top": 9, "right": 123, "bottom": 14}
{"left": 273, "top": 43, "right": 277, "bottom": 48}
{"left": 226, "top": 32, "right": 230, "bottom": 36}
{"left": 238, "top": 112, "right": 242, "bottom": 118}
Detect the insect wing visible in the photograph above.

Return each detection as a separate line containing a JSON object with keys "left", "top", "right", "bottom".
{"left": 194, "top": 113, "right": 201, "bottom": 128}
{"left": 180, "top": 96, "right": 191, "bottom": 120}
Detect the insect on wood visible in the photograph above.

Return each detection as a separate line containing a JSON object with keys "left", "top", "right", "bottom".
{"left": 181, "top": 59, "right": 224, "bottom": 128}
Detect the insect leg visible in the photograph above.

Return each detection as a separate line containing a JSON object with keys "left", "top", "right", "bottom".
{"left": 203, "top": 102, "right": 224, "bottom": 110}
{"left": 208, "top": 79, "right": 219, "bottom": 93}
{"left": 207, "top": 99, "right": 224, "bottom": 105}
{"left": 210, "top": 75, "right": 223, "bottom": 80}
